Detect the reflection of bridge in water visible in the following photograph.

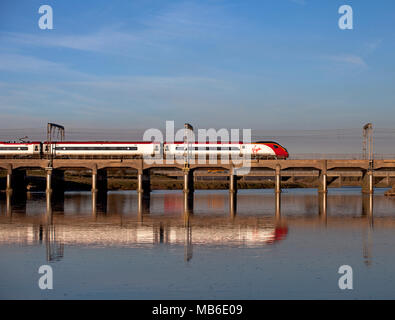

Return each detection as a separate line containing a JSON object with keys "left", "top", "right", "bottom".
{"left": 1, "top": 188, "right": 392, "bottom": 265}
{"left": 0, "top": 187, "right": 379, "bottom": 221}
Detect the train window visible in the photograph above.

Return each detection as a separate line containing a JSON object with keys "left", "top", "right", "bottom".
{"left": 34, "top": 146, "right": 38, "bottom": 151}
{"left": 165, "top": 146, "right": 169, "bottom": 151}
{"left": 0, "top": 147, "right": 28, "bottom": 150}
{"left": 54, "top": 146, "right": 138, "bottom": 151}
{"left": 154, "top": 145, "right": 159, "bottom": 151}
{"left": 273, "top": 145, "right": 279, "bottom": 149}
{"left": 242, "top": 146, "right": 245, "bottom": 149}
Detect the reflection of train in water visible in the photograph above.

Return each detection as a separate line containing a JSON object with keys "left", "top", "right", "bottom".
{"left": 0, "top": 140, "right": 289, "bottom": 159}
{"left": 0, "top": 223, "right": 288, "bottom": 247}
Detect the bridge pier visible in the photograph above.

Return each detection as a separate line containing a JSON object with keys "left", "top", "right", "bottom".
{"left": 318, "top": 160, "right": 327, "bottom": 193}
{"left": 97, "top": 169, "right": 108, "bottom": 194}
{"left": 183, "top": 168, "right": 194, "bottom": 197}
{"left": 362, "top": 170, "right": 374, "bottom": 194}
{"left": 137, "top": 169, "right": 150, "bottom": 197}
{"left": 91, "top": 167, "right": 108, "bottom": 193}
{"left": 4, "top": 167, "right": 27, "bottom": 194}
{"left": 229, "top": 167, "right": 237, "bottom": 194}
{"left": 6, "top": 167, "right": 12, "bottom": 193}
{"left": 91, "top": 167, "right": 108, "bottom": 215}
{"left": 318, "top": 172, "right": 327, "bottom": 193}
{"left": 46, "top": 168, "right": 52, "bottom": 193}
{"left": 45, "top": 168, "right": 64, "bottom": 194}
{"left": 275, "top": 164, "right": 281, "bottom": 193}
{"left": 92, "top": 168, "right": 97, "bottom": 192}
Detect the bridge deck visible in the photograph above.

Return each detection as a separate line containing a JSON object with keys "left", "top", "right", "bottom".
{"left": 0, "top": 158, "right": 394, "bottom": 171}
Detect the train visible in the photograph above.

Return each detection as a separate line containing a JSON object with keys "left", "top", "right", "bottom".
{"left": 0, "top": 140, "right": 289, "bottom": 159}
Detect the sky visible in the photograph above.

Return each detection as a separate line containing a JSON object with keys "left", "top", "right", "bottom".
{"left": 0, "top": 0, "right": 394, "bottom": 132}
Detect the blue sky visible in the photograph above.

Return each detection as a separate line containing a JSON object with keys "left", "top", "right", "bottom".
{"left": 0, "top": 0, "right": 394, "bottom": 130}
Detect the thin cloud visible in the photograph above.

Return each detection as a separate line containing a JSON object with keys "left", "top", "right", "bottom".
{"left": 0, "top": 29, "right": 140, "bottom": 54}
{"left": 0, "top": 2, "right": 235, "bottom": 56}
{"left": 325, "top": 54, "right": 367, "bottom": 67}
{"left": 0, "top": 53, "right": 90, "bottom": 78}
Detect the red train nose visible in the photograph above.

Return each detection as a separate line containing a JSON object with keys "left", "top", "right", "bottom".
{"left": 274, "top": 146, "right": 289, "bottom": 159}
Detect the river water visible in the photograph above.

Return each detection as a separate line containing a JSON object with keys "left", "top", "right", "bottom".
{"left": 1, "top": 188, "right": 395, "bottom": 299}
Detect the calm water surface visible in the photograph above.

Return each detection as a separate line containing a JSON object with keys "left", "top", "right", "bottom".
{"left": 1, "top": 188, "right": 395, "bottom": 299}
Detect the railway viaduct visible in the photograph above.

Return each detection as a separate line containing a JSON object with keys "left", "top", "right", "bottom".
{"left": 1, "top": 158, "right": 395, "bottom": 195}
{"left": 1, "top": 157, "right": 394, "bottom": 217}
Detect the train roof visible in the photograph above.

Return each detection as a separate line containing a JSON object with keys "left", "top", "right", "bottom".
{"left": 168, "top": 141, "right": 282, "bottom": 144}
{"left": 0, "top": 141, "right": 41, "bottom": 145}
{"left": 168, "top": 141, "right": 244, "bottom": 144}
{"left": 254, "top": 141, "right": 282, "bottom": 144}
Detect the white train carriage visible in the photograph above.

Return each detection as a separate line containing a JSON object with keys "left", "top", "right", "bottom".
{"left": 164, "top": 141, "right": 288, "bottom": 159}
{"left": 164, "top": 142, "right": 244, "bottom": 158}
{"left": 0, "top": 142, "right": 41, "bottom": 158}
{"left": 45, "top": 141, "right": 161, "bottom": 158}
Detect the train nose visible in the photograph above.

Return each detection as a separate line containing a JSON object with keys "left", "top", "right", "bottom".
{"left": 276, "top": 147, "right": 289, "bottom": 159}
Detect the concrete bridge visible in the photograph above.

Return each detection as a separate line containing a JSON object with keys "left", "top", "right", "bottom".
{"left": 1, "top": 158, "right": 395, "bottom": 196}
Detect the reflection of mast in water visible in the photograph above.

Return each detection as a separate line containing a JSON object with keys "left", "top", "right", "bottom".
{"left": 362, "top": 193, "right": 374, "bottom": 267}
{"left": 184, "top": 213, "right": 193, "bottom": 262}
{"left": 183, "top": 192, "right": 193, "bottom": 215}
{"left": 183, "top": 192, "right": 193, "bottom": 262}
{"left": 45, "top": 224, "right": 64, "bottom": 262}
{"left": 45, "top": 191, "right": 64, "bottom": 262}
{"left": 362, "top": 194, "right": 374, "bottom": 227}
{"left": 362, "top": 223, "right": 373, "bottom": 267}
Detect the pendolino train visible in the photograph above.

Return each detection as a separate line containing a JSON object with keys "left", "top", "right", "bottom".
{"left": 0, "top": 140, "right": 289, "bottom": 159}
